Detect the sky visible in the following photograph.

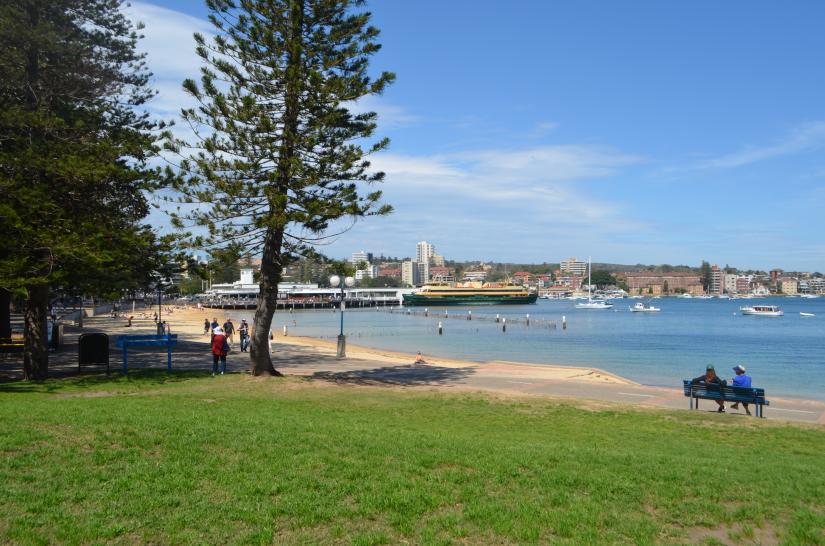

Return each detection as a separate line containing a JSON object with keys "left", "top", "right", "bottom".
{"left": 130, "top": 1, "right": 825, "bottom": 271}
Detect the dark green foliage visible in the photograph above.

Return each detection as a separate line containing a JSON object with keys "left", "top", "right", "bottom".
{"left": 700, "top": 260, "right": 712, "bottom": 291}
{"left": 166, "top": 0, "right": 393, "bottom": 374}
{"left": 589, "top": 269, "right": 617, "bottom": 288}
{"left": 0, "top": 0, "right": 165, "bottom": 378}
{"left": 358, "top": 276, "right": 401, "bottom": 288}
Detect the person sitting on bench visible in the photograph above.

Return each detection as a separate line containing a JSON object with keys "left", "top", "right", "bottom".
{"left": 691, "top": 364, "right": 727, "bottom": 413}
{"left": 729, "top": 364, "right": 752, "bottom": 415}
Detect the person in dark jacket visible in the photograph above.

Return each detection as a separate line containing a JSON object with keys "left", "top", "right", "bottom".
{"left": 211, "top": 327, "right": 228, "bottom": 376}
{"left": 223, "top": 318, "right": 235, "bottom": 344}
{"left": 691, "top": 364, "right": 727, "bottom": 413}
{"left": 238, "top": 319, "right": 250, "bottom": 352}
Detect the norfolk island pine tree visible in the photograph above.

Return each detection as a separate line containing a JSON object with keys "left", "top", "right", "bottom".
{"left": 0, "top": 0, "right": 168, "bottom": 379}
{"left": 164, "top": 0, "right": 394, "bottom": 375}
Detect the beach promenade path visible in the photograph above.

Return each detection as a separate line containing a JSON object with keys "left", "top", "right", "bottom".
{"left": 2, "top": 313, "right": 824, "bottom": 426}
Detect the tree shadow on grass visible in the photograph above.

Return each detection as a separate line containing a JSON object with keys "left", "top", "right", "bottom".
{"left": 0, "top": 369, "right": 213, "bottom": 394}
{"left": 309, "top": 363, "right": 477, "bottom": 387}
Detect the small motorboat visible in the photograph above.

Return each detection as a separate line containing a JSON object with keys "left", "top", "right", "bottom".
{"left": 740, "top": 305, "right": 784, "bottom": 317}
{"left": 630, "top": 302, "right": 660, "bottom": 313}
{"left": 800, "top": 312, "right": 816, "bottom": 317}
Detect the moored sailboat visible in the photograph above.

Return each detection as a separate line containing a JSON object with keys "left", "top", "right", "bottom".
{"left": 575, "top": 257, "right": 613, "bottom": 310}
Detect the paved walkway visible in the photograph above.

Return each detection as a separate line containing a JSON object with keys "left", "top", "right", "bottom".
{"left": 3, "top": 315, "right": 824, "bottom": 425}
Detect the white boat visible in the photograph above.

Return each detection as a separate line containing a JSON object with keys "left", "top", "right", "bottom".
{"left": 740, "top": 305, "right": 784, "bottom": 317}
{"left": 678, "top": 294, "right": 693, "bottom": 299}
{"left": 576, "top": 300, "right": 614, "bottom": 309}
{"left": 800, "top": 312, "right": 816, "bottom": 317}
{"left": 575, "top": 257, "right": 614, "bottom": 310}
{"left": 800, "top": 294, "right": 819, "bottom": 299}
{"left": 630, "top": 302, "right": 660, "bottom": 313}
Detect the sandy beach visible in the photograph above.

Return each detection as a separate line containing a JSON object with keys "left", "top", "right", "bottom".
{"left": 169, "top": 306, "right": 634, "bottom": 386}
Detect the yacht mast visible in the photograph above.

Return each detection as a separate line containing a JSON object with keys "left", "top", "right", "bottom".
{"left": 588, "top": 256, "right": 592, "bottom": 302}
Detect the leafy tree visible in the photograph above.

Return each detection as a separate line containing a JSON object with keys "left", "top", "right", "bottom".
{"left": 359, "top": 276, "right": 400, "bottom": 288}
{"left": 700, "top": 261, "right": 712, "bottom": 292}
{"left": 167, "top": 0, "right": 393, "bottom": 375}
{"left": 589, "top": 270, "right": 617, "bottom": 288}
{"left": 0, "top": 0, "right": 164, "bottom": 379}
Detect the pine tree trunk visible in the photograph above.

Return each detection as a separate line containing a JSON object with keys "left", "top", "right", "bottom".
{"left": 23, "top": 284, "right": 49, "bottom": 380}
{"left": 248, "top": 0, "right": 304, "bottom": 378}
{"left": 0, "top": 289, "right": 11, "bottom": 339}
{"left": 249, "top": 226, "right": 283, "bottom": 376}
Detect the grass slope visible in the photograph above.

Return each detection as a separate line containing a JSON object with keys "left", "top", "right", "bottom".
{"left": 1, "top": 372, "right": 824, "bottom": 545}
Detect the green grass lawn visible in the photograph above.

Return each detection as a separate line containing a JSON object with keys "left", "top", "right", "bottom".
{"left": 1, "top": 372, "right": 824, "bottom": 545}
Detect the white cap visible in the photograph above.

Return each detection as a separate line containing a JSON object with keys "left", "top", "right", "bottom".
{"left": 733, "top": 364, "right": 746, "bottom": 373}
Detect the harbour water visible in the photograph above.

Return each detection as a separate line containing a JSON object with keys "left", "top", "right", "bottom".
{"left": 239, "top": 297, "right": 825, "bottom": 401}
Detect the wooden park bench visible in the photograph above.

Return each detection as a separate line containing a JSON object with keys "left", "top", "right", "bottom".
{"left": 682, "top": 379, "right": 769, "bottom": 418}
{"left": 115, "top": 334, "right": 178, "bottom": 373}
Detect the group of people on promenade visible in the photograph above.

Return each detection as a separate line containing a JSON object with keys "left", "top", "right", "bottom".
{"left": 204, "top": 316, "right": 251, "bottom": 376}
{"left": 691, "top": 364, "right": 753, "bottom": 414}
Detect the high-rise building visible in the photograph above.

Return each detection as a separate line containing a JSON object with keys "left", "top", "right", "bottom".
{"left": 710, "top": 265, "right": 723, "bottom": 295}
{"left": 560, "top": 257, "right": 587, "bottom": 277}
{"left": 416, "top": 262, "right": 429, "bottom": 286}
{"left": 350, "top": 250, "right": 373, "bottom": 268}
{"left": 430, "top": 253, "right": 445, "bottom": 267}
{"left": 416, "top": 241, "right": 434, "bottom": 265}
{"left": 401, "top": 260, "right": 421, "bottom": 287}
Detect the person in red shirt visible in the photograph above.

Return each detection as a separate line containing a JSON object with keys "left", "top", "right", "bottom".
{"left": 211, "top": 327, "right": 228, "bottom": 376}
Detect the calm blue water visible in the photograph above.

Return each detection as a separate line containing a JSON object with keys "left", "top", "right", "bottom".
{"left": 238, "top": 297, "right": 825, "bottom": 400}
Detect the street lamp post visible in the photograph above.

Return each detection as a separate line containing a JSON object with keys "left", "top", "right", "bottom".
{"left": 330, "top": 274, "right": 355, "bottom": 358}
{"left": 156, "top": 281, "right": 164, "bottom": 335}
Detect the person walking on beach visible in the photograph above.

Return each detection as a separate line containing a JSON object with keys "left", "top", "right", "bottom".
{"left": 223, "top": 318, "right": 235, "bottom": 344}
{"left": 238, "top": 319, "right": 250, "bottom": 352}
{"left": 203, "top": 318, "right": 210, "bottom": 336}
{"left": 211, "top": 327, "right": 229, "bottom": 376}
{"left": 691, "top": 364, "right": 727, "bottom": 413}
{"left": 729, "top": 364, "right": 753, "bottom": 415}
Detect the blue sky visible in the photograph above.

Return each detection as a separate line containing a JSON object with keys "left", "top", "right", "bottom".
{"left": 133, "top": 1, "right": 825, "bottom": 271}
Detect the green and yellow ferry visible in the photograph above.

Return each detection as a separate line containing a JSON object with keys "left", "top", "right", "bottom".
{"left": 402, "top": 282, "right": 538, "bottom": 306}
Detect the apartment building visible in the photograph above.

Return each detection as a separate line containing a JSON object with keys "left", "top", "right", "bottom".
{"left": 560, "top": 257, "right": 587, "bottom": 276}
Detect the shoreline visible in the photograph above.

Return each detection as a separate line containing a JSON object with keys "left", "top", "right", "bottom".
{"left": 272, "top": 333, "right": 636, "bottom": 385}
{"left": 16, "top": 306, "right": 822, "bottom": 423}
{"left": 175, "top": 307, "right": 634, "bottom": 386}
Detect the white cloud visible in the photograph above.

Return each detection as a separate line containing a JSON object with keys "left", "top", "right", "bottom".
{"left": 698, "top": 121, "right": 825, "bottom": 169}
{"left": 351, "top": 95, "right": 420, "bottom": 129}
{"left": 530, "top": 121, "right": 560, "bottom": 137}
{"left": 365, "top": 145, "right": 647, "bottom": 249}
{"left": 126, "top": 2, "right": 212, "bottom": 76}
{"left": 372, "top": 145, "right": 642, "bottom": 223}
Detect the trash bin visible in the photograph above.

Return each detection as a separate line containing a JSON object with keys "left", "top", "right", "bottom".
{"left": 78, "top": 333, "right": 109, "bottom": 373}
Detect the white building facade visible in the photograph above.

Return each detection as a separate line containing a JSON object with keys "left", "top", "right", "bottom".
{"left": 416, "top": 241, "right": 434, "bottom": 265}
{"left": 560, "top": 257, "right": 587, "bottom": 277}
